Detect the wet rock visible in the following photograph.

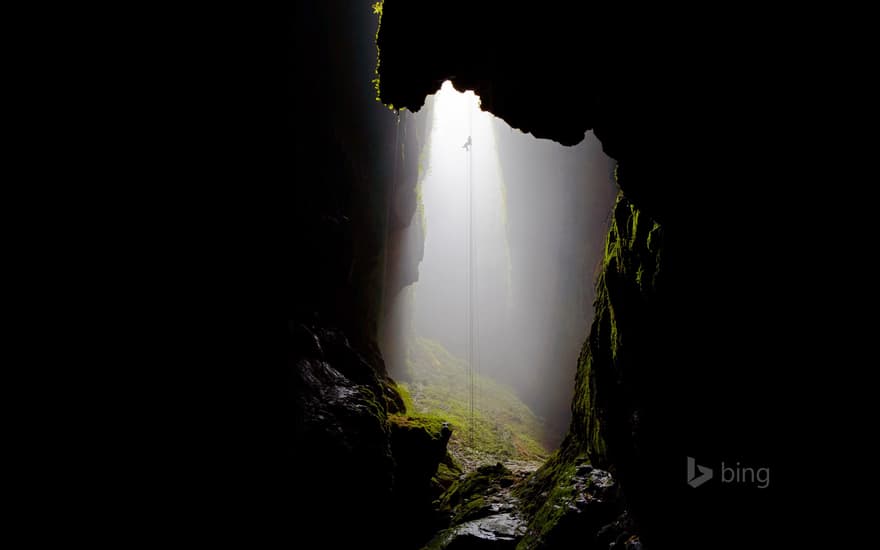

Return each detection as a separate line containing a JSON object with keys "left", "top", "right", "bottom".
{"left": 292, "top": 322, "right": 450, "bottom": 549}
{"left": 425, "top": 461, "right": 532, "bottom": 549}
{"left": 388, "top": 414, "right": 457, "bottom": 549}
{"left": 433, "top": 462, "right": 463, "bottom": 500}
{"left": 290, "top": 323, "right": 396, "bottom": 548}
{"left": 426, "top": 513, "right": 526, "bottom": 549}
{"left": 390, "top": 416, "right": 451, "bottom": 491}
{"left": 516, "top": 464, "right": 627, "bottom": 549}
{"left": 437, "top": 463, "right": 518, "bottom": 524}
{"left": 597, "top": 512, "right": 639, "bottom": 550}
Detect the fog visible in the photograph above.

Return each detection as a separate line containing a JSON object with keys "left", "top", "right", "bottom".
{"left": 384, "top": 82, "right": 616, "bottom": 447}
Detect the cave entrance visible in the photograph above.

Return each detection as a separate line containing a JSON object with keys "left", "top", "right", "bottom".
{"left": 382, "top": 80, "right": 616, "bottom": 473}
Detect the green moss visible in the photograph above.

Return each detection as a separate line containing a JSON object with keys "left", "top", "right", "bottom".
{"left": 437, "top": 463, "right": 514, "bottom": 522}
{"left": 519, "top": 479, "right": 575, "bottom": 547}
{"left": 388, "top": 412, "right": 446, "bottom": 437}
{"left": 554, "top": 192, "right": 661, "bottom": 477}
{"left": 404, "top": 337, "right": 548, "bottom": 462}
{"left": 423, "top": 529, "right": 455, "bottom": 550}
{"left": 512, "top": 446, "right": 587, "bottom": 550}
{"left": 433, "top": 459, "right": 462, "bottom": 493}
{"left": 510, "top": 190, "right": 661, "bottom": 548}
{"left": 454, "top": 496, "right": 487, "bottom": 523}
{"left": 415, "top": 180, "right": 426, "bottom": 236}
{"left": 413, "top": 105, "right": 432, "bottom": 237}
{"left": 629, "top": 204, "right": 640, "bottom": 248}
{"left": 646, "top": 221, "right": 662, "bottom": 252}
{"left": 581, "top": 194, "right": 659, "bottom": 454}
{"left": 371, "top": 1, "right": 396, "bottom": 111}
{"left": 397, "top": 382, "right": 415, "bottom": 412}
{"left": 360, "top": 386, "right": 387, "bottom": 421}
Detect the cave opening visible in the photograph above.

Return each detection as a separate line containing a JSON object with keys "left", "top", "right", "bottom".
{"left": 293, "top": 2, "right": 821, "bottom": 547}
{"left": 380, "top": 81, "right": 616, "bottom": 473}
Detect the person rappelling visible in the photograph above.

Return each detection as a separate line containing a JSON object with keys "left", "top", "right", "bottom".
{"left": 462, "top": 135, "right": 471, "bottom": 151}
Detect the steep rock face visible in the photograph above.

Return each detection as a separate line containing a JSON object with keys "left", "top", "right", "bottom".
{"left": 292, "top": 3, "right": 440, "bottom": 545}
{"left": 388, "top": 414, "right": 456, "bottom": 549}
{"left": 290, "top": 322, "right": 449, "bottom": 549}
{"left": 383, "top": 109, "right": 431, "bottom": 300}
{"left": 294, "top": 0, "right": 426, "bottom": 340}
{"left": 290, "top": 322, "right": 398, "bottom": 546}
{"left": 380, "top": 106, "right": 432, "bottom": 380}
{"left": 572, "top": 193, "right": 663, "bottom": 472}
{"left": 511, "top": 194, "right": 657, "bottom": 547}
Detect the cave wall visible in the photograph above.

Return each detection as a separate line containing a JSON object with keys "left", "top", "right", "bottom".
{"left": 493, "top": 122, "right": 617, "bottom": 444}
{"left": 379, "top": 104, "right": 433, "bottom": 380}
{"left": 569, "top": 192, "right": 664, "bottom": 471}
{"left": 294, "top": 0, "right": 406, "bottom": 343}
{"left": 291, "top": 2, "right": 446, "bottom": 548}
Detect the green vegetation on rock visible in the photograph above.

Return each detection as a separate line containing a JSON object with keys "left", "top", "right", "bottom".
{"left": 401, "top": 337, "right": 548, "bottom": 467}
{"left": 513, "top": 447, "right": 583, "bottom": 548}
{"left": 511, "top": 191, "right": 660, "bottom": 548}
{"left": 371, "top": 1, "right": 395, "bottom": 111}
{"left": 437, "top": 463, "right": 516, "bottom": 523}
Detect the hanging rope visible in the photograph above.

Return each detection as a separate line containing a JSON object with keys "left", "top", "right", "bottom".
{"left": 466, "top": 100, "right": 478, "bottom": 447}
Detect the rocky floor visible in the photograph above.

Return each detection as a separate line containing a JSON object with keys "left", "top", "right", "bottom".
{"left": 423, "top": 460, "right": 640, "bottom": 549}
{"left": 426, "top": 463, "right": 529, "bottom": 549}
{"left": 447, "top": 438, "right": 544, "bottom": 475}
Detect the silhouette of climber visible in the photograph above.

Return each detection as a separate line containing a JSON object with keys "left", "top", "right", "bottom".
{"left": 462, "top": 136, "right": 471, "bottom": 151}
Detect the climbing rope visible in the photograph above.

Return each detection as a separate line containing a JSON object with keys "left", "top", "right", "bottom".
{"left": 467, "top": 100, "right": 478, "bottom": 447}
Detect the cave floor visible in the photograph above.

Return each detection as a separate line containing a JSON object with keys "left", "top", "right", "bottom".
{"left": 446, "top": 438, "right": 544, "bottom": 475}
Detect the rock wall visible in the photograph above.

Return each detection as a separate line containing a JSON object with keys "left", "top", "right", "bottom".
{"left": 290, "top": 322, "right": 452, "bottom": 549}
{"left": 290, "top": 323, "right": 400, "bottom": 546}
{"left": 291, "top": 2, "right": 450, "bottom": 548}
{"left": 570, "top": 192, "right": 663, "bottom": 471}
{"left": 509, "top": 193, "right": 658, "bottom": 548}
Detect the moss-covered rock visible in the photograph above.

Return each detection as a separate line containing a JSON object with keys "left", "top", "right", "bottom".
{"left": 514, "top": 456, "right": 623, "bottom": 549}
{"left": 425, "top": 463, "right": 527, "bottom": 549}
{"left": 389, "top": 413, "right": 453, "bottom": 489}
{"left": 388, "top": 413, "right": 456, "bottom": 548}
{"left": 507, "top": 192, "right": 655, "bottom": 548}
{"left": 292, "top": 321, "right": 457, "bottom": 550}
{"left": 437, "top": 463, "right": 517, "bottom": 524}
{"left": 570, "top": 192, "right": 663, "bottom": 470}
{"left": 432, "top": 454, "right": 463, "bottom": 497}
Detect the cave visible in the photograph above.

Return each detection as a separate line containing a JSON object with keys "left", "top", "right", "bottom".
{"left": 291, "top": 2, "right": 833, "bottom": 548}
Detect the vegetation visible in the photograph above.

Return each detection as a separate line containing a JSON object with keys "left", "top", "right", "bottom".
{"left": 437, "top": 463, "right": 516, "bottom": 523}
{"left": 371, "top": 1, "right": 396, "bottom": 111}
{"left": 506, "top": 192, "right": 662, "bottom": 547}
{"left": 399, "top": 337, "right": 548, "bottom": 468}
{"left": 513, "top": 445, "right": 583, "bottom": 547}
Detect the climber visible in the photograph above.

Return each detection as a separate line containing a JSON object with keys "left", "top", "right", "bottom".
{"left": 462, "top": 136, "right": 471, "bottom": 151}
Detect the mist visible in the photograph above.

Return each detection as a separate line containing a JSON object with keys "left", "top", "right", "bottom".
{"left": 382, "top": 81, "right": 616, "bottom": 448}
